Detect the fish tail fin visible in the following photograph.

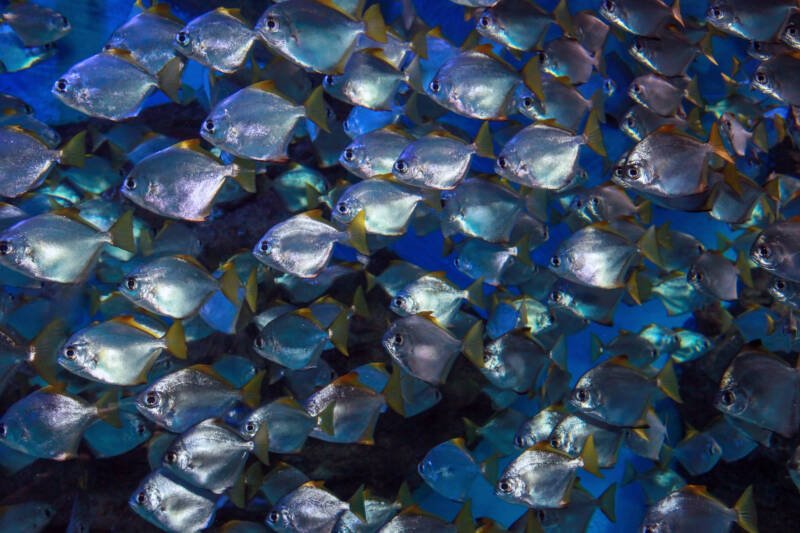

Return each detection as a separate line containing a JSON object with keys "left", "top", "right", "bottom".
{"left": 362, "top": 3, "right": 387, "bottom": 43}
{"left": 698, "top": 32, "right": 717, "bottom": 66}
{"left": 708, "top": 122, "right": 734, "bottom": 163}
{"left": 583, "top": 108, "right": 606, "bottom": 157}
{"left": 637, "top": 199, "right": 652, "bottom": 225}
{"left": 28, "top": 318, "right": 65, "bottom": 386}
{"left": 716, "top": 231, "right": 733, "bottom": 252}
{"left": 580, "top": 434, "right": 603, "bottom": 478}
{"left": 163, "top": 320, "right": 186, "bottom": 359}
{"left": 656, "top": 359, "right": 682, "bottom": 403}
{"left": 245, "top": 268, "right": 258, "bottom": 312}
{"left": 59, "top": 130, "right": 86, "bottom": 168}
{"left": 240, "top": 370, "right": 265, "bottom": 408}
{"left": 304, "top": 85, "right": 330, "bottom": 133}
{"left": 461, "top": 320, "right": 484, "bottom": 367}
{"left": 590, "top": 333, "right": 605, "bottom": 362}
{"left": 252, "top": 423, "right": 270, "bottom": 465}
{"left": 410, "top": 27, "right": 428, "bottom": 60}
{"left": 734, "top": 486, "right": 759, "bottom": 533}
{"left": 317, "top": 401, "right": 336, "bottom": 435}
{"left": 481, "top": 453, "right": 499, "bottom": 484}
{"left": 736, "top": 250, "right": 754, "bottom": 288}
{"left": 686, "top": 106, "right": 705, "bottom": 137}
{"left": 671, "top": 0, "right": 684, "bottom": 27}
{"left": 549, "top": 334, "right": 568, "bottom": 369}
{"left": 637, "top": 225, "right": 662, "bottom": 266}
{"left": 244, "top": 463, "right": 263, "bottom": 502}
{"left": 384, "top": 364, "right": 406, "bottom": 416}
{"left": 328, "top": 310, "right": 350, "bottom": 356}
{"left": 352, "top": 285, "right": 371, "bottom": 318}
{"left": 515, "top": 233, "right": 532, "bottom": 266}
{"left": 752, "top": 120, "right": 769, "bottom": 153}
{"left": 157, "top": 56, "right": 183, "bottom": 103}
{"left": 463, "top": 417, "right": 479, "bottom": 446}
{"left": 621, "top": 461, "right": 638, "bottom": 486}
{"left": 472, "top": 121, "right": 494, "bottom": 158}
{"left": 228, "top": 473, "right": 247, "bottom": 509}
{"left": 465, "top": 277, "right": 485, "bottom": 309}
{"left": 403, "top": 55, "right": 423, "bottom": 93}
{"left": 349, "top": 485, "right": 367, "bottom": 522}
{"left": 453, "top": 500, "right": 475, "bottom": 532}
{"left": 522, "top": 55, "right": 544, "bottom": 103}
{"left": 107, "top": 210, "right": 136, "bottom": 253}
{"left": 590, "top": 88, "right": 607, "bottom": 123}
{"left": 598, "top": 482, "right": 617, "bottom": 523}
{"left": 396, "top": 481, "right": 414, "bottom": 506}
{"left": 233, "top": 158, "right": 256, "bottom": 193}
{"left": 219, "top": 264, "right": 241, "bottom": 305}
{"left": 305, "top": 182, "right": 322, "bottom": 209}
{"left": 95, "top": 389, "right": 121, "bottom": 428}
{"left": 347, "top": 210, "right": 370, "bottom": 255}
{"left": 553, "top": 0, "right": 575, "bottom": 36}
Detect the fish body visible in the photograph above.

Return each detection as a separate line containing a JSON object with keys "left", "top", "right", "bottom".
{"left": 266, "top": 482, "right": 348, "bottom": 532}
{"left": 441, "top": 177, "right": 524, "bottom": 242}
{"left": 542, "top": 38, "right": 598, "bottom": 85}
{"left": 687, "top": 251, "right": 739, "bottom": 301}
{"left": 640, "top": 485, "right": 756, "bottom": 533}
{"left": 620, "top": 104, "right": 687, "bottom": 141}
{"left": 481, "top": 332, "right": 549, "bottom": 392}
{"left": 333, "top": 179, "right": 428, "bottom": 235}
{"left": 130, "top": 469, "right": 218, "bottom": 533}
{"left": 323, "top": 49, "right": 406, "bottom": 110}
{"left": 751, "top": 220, "right": 800, "bottom": 282}
{"left": 628, "top": 74, "right": 685, "bottom": 117}
{"left": 239, "top": 397, "right": 315, "bottom": 453}
{"left": 106, "top": 8, "right": 184, "bottom": 75}
{"left": 391, "top": 272, "right": 481, "bottom": 327}
{"left": 418, "top": 438, "right": 480, "bottom": 501}
{"left": 339, "top": 126, "right": 411, "bottom": 179}
{"left": 515, "top": 78, "right": 592, "bottom": 132}
{"left": 476, "top": 0, "right": 552, "bottom": 51}
{"left": 0, "top": 127, "right": 83, "bottom": 198}
{"left": 600, "top": 0, "right": 681, "bottom": 36}
{"left": 175, "top": 8, "right": 255, "bottom": 73}
{"left": 629, "top": 31, "right": 697, "bottom": 77}
{"left": 706, "top": 0, "right": 795, "bottom": 41}
{"left": 392, "top": 132, "right": 479, "bottom": 190}
{"left": 383, "top": 315, "right": 464, "bottom": 385}
{"left": 751, "top": 53, "right": 800, "bottom": 105}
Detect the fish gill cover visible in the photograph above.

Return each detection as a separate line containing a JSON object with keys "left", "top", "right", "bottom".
{"left": 0, "top": 0, "right": 798, "bottom": 531}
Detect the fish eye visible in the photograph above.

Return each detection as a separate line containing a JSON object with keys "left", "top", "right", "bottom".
{"left": 60, "top": 14, "right": 70, "bottom": 27}
{"left": 254, "top": 336, "right": 265, "bottom": 349}
{"left": 124, "top": 176, "right": 136, "bottom": 190}
{"left": 125, "top": 276, "right": 136, "bottom": 290}
{"left": 650, "top": 347, "right": 657, "bottom": 358}
{"left": 626, "top": 166, "right": 640, "bottom": 179}
{"left": 144, "top": 391, "right": 159, "bottom": 407}
{"left": 260, "top": 240, "right": 272, "bottom": 254}
{"left": 709, "top": 6, "right": 723, "bottom": 19}
{"left": 514, "top": 435, "right": 525, "bottom": 447}
{"left": 176, "top": 31, "right": 189, "bottom": 46}
{"left": 0, "top": 241, "right": 11, "bottom": 255}
{"left": 136, "top": 491, "right": 147, "bottom": 504}
{"left": 696, "top": 244, "right": 704, "bottom": 253}
{"left": 55, "top": 78, "right": 68, "bottom": 93}
{"left": 245, "top": 421, "right": 256, "bottom": 433}
{"left": 522, "top": 96, "right": 534, "bottom": 109}
{"left": 136, "top": 423, "right": 146, "bottom": 435}
{"left": 268, "top": 511, "right": 280, "bottom": 523}
{"left": 788, "top": 26, "right": 798, "bottom": 36}
{"left": 757, "top": 245, "right": 771, "bottom": 258}
{"left": 64, "top": 346, "right": 77, "bottom": 360}
{"left": 165, "top": 451, "right": 178, "bottom": 464}
{"left": 336, "top": 202, "right": 348, "bottom": 214}
{"left": 753, "top": 42, "right": 762, "bottom": 51}
{"left": 755, "top": 72, "right": 767, "bottom": 84}
{"left": 631, "top": 83, "right": 642, "bottom": 94}
{"left": 776, "top": 279, "right": 786, "bottom": 290}
{"left": 613, "top": 166, "right": 624, "bottom": 178}
{"left": 323, "top": 75, "right": 335, "bottom": 86}
{"left": 393, "top": 295, "right": 405, "bottom": 307}
{"left": 393, "top": 333, "right": 404, "bottom": 346}
{"left": 498, "top": 479, "right": 513, "bottom": 493}
{"left": 0, "top": 423, "right": 6, "bottom": 438}
{"left": 550, "top": 290, "right": 561, "bottom": 303}
{"left": 720, "top": 390, "right": 735, "bottom": 406}
{"left": 429, "top": 80, "right": 441, "bottom": 93}
{"left": 265, "top": 16, "right": 279, "bottom": 31}
{"left": 394, "top": 159, "right": 409, "bottom": 173}
{"left": 590, "top": 196, "right": 599, "bottom": 206}
{"left": 695, "top": 271, "right": 704, "bottom": 281}
{"left": 549, "top": 255, "right": 561, "bottom": 267}
{"left": 497, "top": 156, "right": 508, "bottom": 169}
{"left": 479, "top": 15, "right": 490, "bottom": 27}
{"left": 203, "top": 119, "right": 215, "bottom": 133}
{"left": 482, "top": 351, "right": 492, "bottom": 363}
{"left": 603, "top": 0, "right": 615, "bottom": 12}
{"left": 550, "top": 438, "right": 560, "bottom": 448}
{"left": 103, "top": 43, "right": 112, "bottom": 51}
{"left": 343, "top": 148, "right": 355, "bottom": 161}
{"left": 644, "top": 525, "right": 658, "bottom": 533}
{"left": 575, "top": 388, "right": 589, "bottom": 402}
{"left": 633, "top": 39, "right": 643, "bottom": 52}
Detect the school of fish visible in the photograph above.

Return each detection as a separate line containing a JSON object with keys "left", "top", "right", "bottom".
{"left": 4, "top": 0, "right": 800, "bottom": 531}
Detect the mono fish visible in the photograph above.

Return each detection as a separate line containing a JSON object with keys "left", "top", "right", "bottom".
{"left": 175, "top": 8, "right": 255, "bottom": 74}
{"left": 130, "top": 469, "right": 218, "bottom": 533}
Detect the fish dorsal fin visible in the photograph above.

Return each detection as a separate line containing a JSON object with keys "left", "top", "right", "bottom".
{"left": 605, "top": 355, "right": 639, "bottom": 370}
{"left": 426, "top": 270, "right": 450, "bottom": 280}
{"left": 108, "top": 315, "right": 161, "bottom": 337}
{"left": 681, "top": 485, "right": 720, "bottom": 502}
{"left": 50, "top": 207, "right": 103, "bottom": 232}
{"left": 334, "top": 372, "right": 370, "bottom": 390}
{"left": 416, "top": 310, "right": 447, "bottom": 329}
{"left": 275, "top": 396, "right": 304, "bottom": 409}
{"left": 189, "top": 363, "right": 229, "bottom": 383}
{"left": 104, "top": 48, "right": 148, "bottom": 71}
{"left": 470, "top": 44, "right": 515, "bottom": 71}
{"left": 172, "top": 139, "right": 222, "bottom": 163}
{"left": 173, "top": 254, "right": 210, "bottom": 272}
{"left": 530, "top": 441, "right": 573, "bottom": 458}
{"left": 4, "top": 125, "right": 48, "bottom": 146}
{"left": 380, "top": 123, "right": 414, "bottom": 138}
{"left": 358, "top": 47, "right": 395, "bottom": 67}
{"left": 295, "top": 307, "right": 323, "bottom": 328}
{"left": 315, "top": 0, "right": 358, "bottom": 20}
{"left": 146, "top": 2, "right": 183, "bottom": 24}
{"left": 426, "top": 129, "right": 466, "bottom": 142}
{"left": 215, "top": 7, "right": 246, "bottom": 23}
{"left": 302, "top": 480, "right": 326, "bottom": 489}
{"left": 249, "top": 80, "right": 291, "bottom": 102}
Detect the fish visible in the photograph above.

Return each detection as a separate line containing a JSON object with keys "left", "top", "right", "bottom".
{"left": 454, "top": 237, "right": 532, "bottom": 286}
{"left": 119, "top": 255, "right": 239, "bottom": 319}
{"left": 105, "top": 2, "right": 185, "bottom": 76}
{"left": 751, "top": 53, "right": 800, "bottom": 106}
{"left": 612, "top": 124, "right": 732, "bottom": 199}
{"left": 672, "top": 428, "right": 723, "bottom": 476}
{"left": 714, "top": 348, "right": 800, "bottom": 437}
{"left": 671, "top": 329, "right": 712, "bottom": 363}
{"left": 332, "top": 178, "right": 434, "bottom": 236}
{"left": 339, "top": 125, "right": 412, "bottom": 179}
{"left": 323, "top": 48, "right": 416, "bottom": 110}
{"left": 629, "top": 30, "right": 704, "bottom": 77}
{"left": 83, "top": 409, "right": 152, "bottom": 458}
{"left": 592, "top": 331, "right": 659, "bottom": 367}
{"left": 162, "top": 417, "right": 268, "bottom": 493}
{"left": 383, "top": 315, "right": 482, "bottom": 385}
{"left": 0, "top": 24, "right": 56, "bottom": 73}
{"left": 476, "top": 0, "right": 554, "bottom": 51}
{"left": 687, "top": 251, "right": 741, "bottom": 301}
{"left": 256, "top": 1, "right": 386, "bottom": 74}
{"left": 304, "top": 372, "right": 386, "bottom": 444}
{"left": 628, "top": 74, "right": 686, "bottom": 118}
{"left": 599, "top": 0, "right": 683, "bottom": 37}
{"left": 519, "top": 483, "right": 617, "bottom": 533}
{"left": 706, "top": 0, "right": 795, "bottom": 41}
{"left": 541, "top": 38, "right": 600, "bottom": 85}
{"left": 0, "top": 319, "right": 63, "bottom": 388}
{"left": 568, "top": 184, "right": 648, "bottom": 224}
{"left": 622, "top": 463, "right": 686, "bottom": 505}
{"left": 440, "top": 177, "right": 528, "bottom": 243}
{"left": 52, "top": 49, "right": 181, "bottom": 121}
{"left": 570, "top": 356, "right": 681, "bottom": 426}
{"left": 514, "top": 77, "right": 597, "bottom": 133}
{"left": 548, "top": 279, "right": 622, "bottom": 326}
{"left": 238, "top": 397, "right": 315, "bottom": 453}
{"left": 0, "top": 0, "right": 70, "bottom": 46}
{"left": 130, "top": 469, "right": 218, "bottom": 533}
{"left": 426, "top": 46, "right": 533, "bottom": 119}
{"left": 254, "top": 307, "right": 348, "bottom": 369}
{"left": 620, "top": 104, "right": 690, "bottom": 141}
{"left": 463, "top": 408, "right": 528, "bottom": 455}
{"left": 266, "top": 481, "right": 349, "bottom": 532}
{"left": 390, "top": 271, "right": 483, "bottom": 327}
{"left": 136, "top": 364, "right": 263, "bottom": 432}
{"left": 0, "top": 386, "right": 118, "bottom": 459}
{"left": 201, "top": 81, "right": 328, "bottom": 161}
{"left": 418, "top": 438, "right": 481, "bottom": 501}
{"left": 121, "top": 139, "right": 254, "bottom": 221}
{"left": 0, "top": 111, "right": 60, "bottom": 148}
{"left": 750, "top": 219, "right": 800, "bottom": 282}
{"left": 175, "top": 8, "right": 255, "bottom": 74}
{"left": 0, "top": 126, "right": 85, "bottom": 198}
{"left": 0, "top": 208, "right": 134, "bottom": 283}
{"left": 496, "top": 435, "right": 601, "bottom": 508}
{"left": 391, "top": 125, "right": 493, "bottom": 190}
{"left": 480, "top": 330, "right": 550, "bottom": 392}
{"left": 639, "top": 485, "right": 757, "bottom": 533}
{"left": 58, "top": 316, "right": 186, "bottom": 386}
{"left": 495, "top": 110, "right": 605, "bottom": 191}
{"left": 273, "top": 163, "right": 328, "bottom": 212}
{"left": 0, "top": 502, "right": 55, "bottom": 533}
{"left": 332, "top": 494, "right": 401, "bottom": 533}
{"left": 253, "top": 210, "right": 368, "bottom": 278}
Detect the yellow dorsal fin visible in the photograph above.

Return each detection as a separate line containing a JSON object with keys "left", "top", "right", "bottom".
{"left": 107, "top": 315, "right": 161, "bottom": 337}
{"left": 173, "top": 254, "right": 210, "bottom": 272}
{"left": 215, "top": 7, "right": 247, "bottom": 23}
